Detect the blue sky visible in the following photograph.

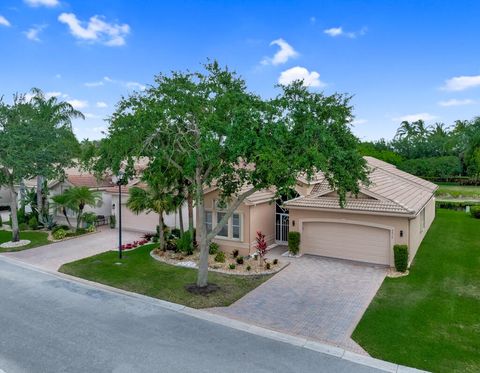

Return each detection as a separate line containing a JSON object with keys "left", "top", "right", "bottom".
{"left": 1, "top": 0, "right": 480, "bottom": 141}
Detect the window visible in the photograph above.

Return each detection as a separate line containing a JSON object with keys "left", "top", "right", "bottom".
{"left": 420, "top": 208, "right": 426, "bottom": 232}
{"left": 232, "top": 213, "right": 240, "bottom": 239}
{"left": 216, "top": 212, "right": 228, "bottom": 237}
{"left": 205, "top": 211, "right": 212, "bottom": 233}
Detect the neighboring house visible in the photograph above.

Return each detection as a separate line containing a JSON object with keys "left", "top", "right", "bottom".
{"left": 203, "top": 156, "right": 437, "bottom": 267}
{"left": 0, "top": 187, "right": 12, "bottom": 208}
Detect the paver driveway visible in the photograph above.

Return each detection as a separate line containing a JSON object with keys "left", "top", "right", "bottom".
{"left": 209, "top": 247, "right": 387, "bottom": 353}
{"left": 1, "top": 228, "right": 141, "bottom": 271}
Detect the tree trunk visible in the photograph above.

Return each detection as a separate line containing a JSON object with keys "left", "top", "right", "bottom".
{"left": 158, "top": 211, "right": 165, "bottom": 251}
{"left": 19, "top": 180, "right": 26, "bottom": 208}
{"left": 178, "top": 205, "right": 184, "bottom": 235}
{"left": 9, "top": 183, "right": 20, "bottom": 242}
{"left": 196, "top": 175, "right": 209, "bottom": 288}
{"left": 36, "top": 175, "right": 43, "bottom": 215}
{"left": 187, "top": 194, "right": 194, "bottom": 245}
{"left": 63, "top": 208, "right": 72, "bottom": 229}
{"left": 76, "top": 208, "right": 83, "bottom": 230}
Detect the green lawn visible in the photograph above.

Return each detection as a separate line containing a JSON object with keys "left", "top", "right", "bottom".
{"left": 59, "top": 244, "right": 272, "bottom": 309}
{"left": 352, "top": 209, "right": 480, "bottom": 373}
{"left": 0, "top": 229, "right": 51, "bottom": 252}
{"left": 435, "top": 182, "right": 480, "bottom": 199}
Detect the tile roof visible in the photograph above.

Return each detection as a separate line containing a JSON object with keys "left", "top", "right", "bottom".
{"left": 285, "top": 156, "right": 438, "bottom": 216}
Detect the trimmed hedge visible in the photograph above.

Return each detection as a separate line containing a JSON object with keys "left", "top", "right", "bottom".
{"left": 288, "top": 231, "right": 300, "bottom": 255}
{"left": 436, "top": 200, "right": 480, "bottom": 210}
{"left": 470, "top": 206, "right": 480, "bottom": 219}
{"left": 399, "top": 156, "right": 462, "bottom": 179}
{"left": 393, "top": 245, "right": 409, "bottom": 272}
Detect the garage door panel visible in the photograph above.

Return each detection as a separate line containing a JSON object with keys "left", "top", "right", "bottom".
{"left": 302, "top": 221, "right": 390, "bottom": 265}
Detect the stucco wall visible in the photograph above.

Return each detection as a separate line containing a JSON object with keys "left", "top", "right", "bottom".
{"left": 408, "top": 197, "right": 436, "bottom": 263}
{"left": 248, "top": 202, "right": 276, "bottom": 251}
{"left": 0, "top": 187, "right": 12, "bottom": 207}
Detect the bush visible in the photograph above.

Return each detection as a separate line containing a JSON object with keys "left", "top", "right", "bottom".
{"left": 265, "top": 262, "right": 271, "bottom": 270}
{"left": 236, "top": 256, "right": 244, "bottom": 265}
{"left": 232, "top": 249, "right": 239, "bottom": 258}
{"left": 86, "top": 225, "right": 96, "bottom": 233}
{"left": 19, "top": 222, "right": 29, "bottom": 231}
{"left": 209, "top": 242, "right": 219, "bottom": 255}
{"left": 229, "top": 263, "right": 236, "bottom": 270}
{"left": 246, "top": 265, "right": 251, "bottom": 271}
{"left": 52, "top": 225, "right": 69, "bottom": 234}
{"left": 470, "top": 206, "right": 480, "bottom": 219}
{"left": 177, "top": 231, "right": 193, "bottom": 255}
{"left": 214, "top": 251, "right": 225, "bottom": 263}
{"left": 152, "top": 235, "right": 159, "bottom": 243}
{"left": 166, "top": 238, "right": 178, "bottom": 252}
{"left": 109, "top": 215, "right": 116, "bottom": 229}
{"left": 393, "top": 245, "right": 409, "bottom": 272}
{"left": 76, "top": 228, "right": 87, "bottom": 235}
{"left": 399, "top": 156, "right": 462, "bottom": 179}
{"left": 288, "top": 231, "right": 300, "bottom": 255}
{"left": 28, "top": 216, "right": 39, "bottom": 230}
{"left": 171, "top": 228, "right": 181, "bottom": 238}
{"left": 0, "top": 214, "right": 2, "bottom": 227}
{"left": 52, "top": 228, "right": 67, "bottom": 240}
{"left": 273, "top": 258, "right": 278, "bottom": 265}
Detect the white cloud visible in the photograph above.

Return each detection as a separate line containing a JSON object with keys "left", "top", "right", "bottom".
{"left": 55, "top": 74, "right": 61, "bottom": 79}
{"left": 324, "top": 26, "right": 367, "bottom": 39}
{"left": 352, "top": 118, "right": 368, "bottom": 125}
{"left": 0, "top": 15, "right": 11, "bottom": 27}
{"left": 24, "top": 25, "right": 46, "bottom": 42}
{"left": 438, "top": 98, "right": 475, "bottom": 107}
{"left": 125, "top": 81, "right": 146, "bottom": 90}
{"left": 96, "top": 101, "right": 108, "bottom": 108}
{"left": 278, "top": 66, "right": 325, "bottom": 87}
{"left": 84, "top": 80, "right": 104, "bottom": 87}
{"left": 84, "top": 76, "right": 145, "bottom": 91}
{"left": 392, "top": 113, "right": 437, "bottom": 122}
{"left": 67, "top": 99, "right": 88, "bottom": 109}
{"left": 442, "top": 75, "right": 480, "bottom": 91}
{"left": 45, "top": 91, "right": 67, "bottom": 99}
{"left": 58, "top": 13, "right": 130, "bottom": 47}
{"left": 261, "top": 38, "right": 298, "bottom": 66}
{"left": 24, "top": 0, "right": 59, "bottom": 7}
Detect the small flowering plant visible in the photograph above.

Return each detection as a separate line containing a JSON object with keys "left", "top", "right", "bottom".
{"left": 255, "top": 231, "right": 267, "bottom": 260}
{"left": 121, "top": 239, "right": 149, "bottom": 250}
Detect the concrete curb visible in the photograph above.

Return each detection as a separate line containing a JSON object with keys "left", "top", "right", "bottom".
{"left": 0, "top": 255, "right": 429, "bottom": 373}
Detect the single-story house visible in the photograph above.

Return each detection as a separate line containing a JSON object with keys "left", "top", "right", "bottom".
{"left": 203, "top": 156, "right": 437, "bottom": 267}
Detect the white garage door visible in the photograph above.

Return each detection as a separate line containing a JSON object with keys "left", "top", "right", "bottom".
{"left": 302, "top": 221, "right": 391, "bottom": 265}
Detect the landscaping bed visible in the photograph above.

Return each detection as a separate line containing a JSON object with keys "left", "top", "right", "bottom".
{"left": 59, "top": 243, "right": 273, "bottom": 309}
{"left": 151, "top": 248, "right": 286, "bottom": 275}
{"left": 0, "top": 229, "right": 50, "bottom": 252}
{"left": 352, "top": 209, "right": 480, "bottom": 373}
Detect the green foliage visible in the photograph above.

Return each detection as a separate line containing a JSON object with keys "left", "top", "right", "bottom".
{"left": 229, "top": 264, "right": 236, "bottom": 270}
{"left": 399, "top": 156, "right": 462, "bottom": 178}
{"left": 288, "top": 231, "right": 301, "bottom": 255}
{"left": 436, "top": 200, "right": 480, "bottom": 210}
{"left": 86, "top": 225, "right": 96, "bottom": 233}
{"left": 236, "top": 256, "right": 244, "bottom": 265}
{"left": 0, "top": 214, "right": 2, "bottom": 227}
{"left": 393, "top": 245, "right": 409, "bottom": 272}
{"left": 28, "top": 216, "right": 38, "bottom": 230}
{"left": 265, "top": 262, "right": 271, "bottom": 270}
{"left": 38, "top": 214, "right": 57, "bottom": 230}
{"left": 177, "top": 231, "right": 193, "bottom": 255}
{"left": 246, "top": 265, "right": 251, "bottom": 271}
{"left": 109, "top": 215, "right": 116, "bottom": 229}
{"left": 470, "top": 206, "right": 480, "bottom": 219}
{"left": 214, "top": 251, "right": 226, "bottom": 263}
{"left": 232, "top": 249, "right": 239, "bottom": 258}
{"left": 19, "top": 222, "right": 29, "bottom": 231}
{"left": 171, "top": 228, "right": 181, "bottom": 238}
{"left": 82, "top": 212, "right": 97, "bottom": 227}
{"left": 52, "top": 225, "right": 69, "bottom": 234}
{"left": 52, "top": 228, "right": 67, "bottom": 240}
{"left": 273, "top": 258, "right": 278, "bottom": 265}
{"left": 209, "top": 242, "right": 219, "bottom": 255}
{"left": 76, "top": 228, "right": 87, "bottom": 235}
{"left": 358, "top": 140, "right": 403, "bottom": 165}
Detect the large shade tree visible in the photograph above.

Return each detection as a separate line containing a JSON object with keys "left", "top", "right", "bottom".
{"left": 91, "top": 62, "right": 368, "bottom": 288}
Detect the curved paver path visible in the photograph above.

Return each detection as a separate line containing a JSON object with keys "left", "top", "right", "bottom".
{"left": 208, "top": 246, "right": 386, "bottom": 354}
{"left": 1, "top": 228, "right": 142, "bottom": 271}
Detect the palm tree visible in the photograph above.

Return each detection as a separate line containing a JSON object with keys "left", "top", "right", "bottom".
{"left": 51, "top": 193, "right": 75, "bottom": 228}
{"left": 395, "top": 121, "right": 416, "bottom": 139}
{"left": 127, "top": 184, "right": 176, "bottom": 251}
{"left": 29, "top": 88, "right": 84, "bottom": 215}
{"left": 62, "top": 187, "right": 101, "bottom": 230}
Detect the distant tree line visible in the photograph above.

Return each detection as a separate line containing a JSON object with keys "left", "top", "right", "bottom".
{"left": 359, "top": 118, "right": 480, "bottom": 181}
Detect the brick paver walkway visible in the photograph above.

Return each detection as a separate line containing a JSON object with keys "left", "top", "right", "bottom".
{"left": 208, "top": 246, "right": 386, "bottom": 354}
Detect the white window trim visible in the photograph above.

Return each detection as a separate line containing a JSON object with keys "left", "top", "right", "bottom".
{"left": 206, "top": 206, "right": 243, "bottom": 242}
{"left": 420, "top": 208, "right": 426, "bottom": 233}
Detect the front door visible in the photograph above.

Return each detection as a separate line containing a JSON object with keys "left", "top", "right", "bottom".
{"left": 276, "top": 213, "right": 289, "bottom": 243}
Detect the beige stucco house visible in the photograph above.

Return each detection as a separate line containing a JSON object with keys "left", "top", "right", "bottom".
{"left": 204, "top": 156, "right": 437, "bottom": 267}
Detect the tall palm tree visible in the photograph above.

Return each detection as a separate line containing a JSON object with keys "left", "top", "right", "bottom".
{"left": 29, "top": 88, "right": 84, "bottom": 215}
{"left": 127, "top": 184, "right": 176, "bottom": 251}
{"left": 51, "top": 193, "right": 75, "bottom": 228}
{"left": 63, "top": 187, "right": 101, "bottom": 230}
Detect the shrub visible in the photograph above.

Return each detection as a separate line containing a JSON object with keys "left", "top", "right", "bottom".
{"left": 52, "top": 225, "right": 69, "bottom": 234}
{"left": 166, "top": 239, "right": 178, "bottom": 252}
{"left": 52, "top": 228, "right": 67, "bottom": 240}
{"left": 273, "top": 258, "right": 278, "bottom": 265}
{"left": 28, "top": 216, "right": 38, "bottom": 230}
{"left": 393, "top": 245, "right": 409, "bottom": 272}
{"left": 82, "top": 212, "right": 97, "bottom": 227}
{"left": 109, "top": 215, "right": 116, "bottom": 229}
{"left": 86, "top": 225, "right": 96, "bottom": 233}
{"left": 255, "top": 231, "right": 267, "bottom": 259}
{"left": 229, "top": 263, "right": 236, "bottom": 270}
{"left": 19, "top": 222, "right": 29, "bottom": 231}
{"left": 177, "top": 231, "right": 193, "bottom": 255}
{"left": 209, "top": 242, "right": 219, "bottom": 255}
{"left": 246, "top": 265, "right": 251, "bottom": 271}
{"left": 232, "top": 249, "right": 239, "bottom": 258}
{"left": 152, "top": 235, "right": 159, "bottom": 243}
{"left": 236, "top": 256, "right": 244, "bottom": 265}
{"left": 399, "top": 156, "right": 462, "bottom": 179}
{"left": 265, "top": 262, "right": 271, "bottom": 270}
{"left": 288, "top": 231, "right": 300, "bottom": 255}
{"left": 214, "top": 251, "right": 225, "bottom": 263}
{"left": 0, "top": 214, "right": 3, "bottom": 227}
{"left": 76, "top": 228, "right": 87, "bottom": 235}
{"left": 470, "top": 206, "right": 480, "bottom": 219}
{"left": 171, "top": 228, "right": 181, "bottom": 238}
